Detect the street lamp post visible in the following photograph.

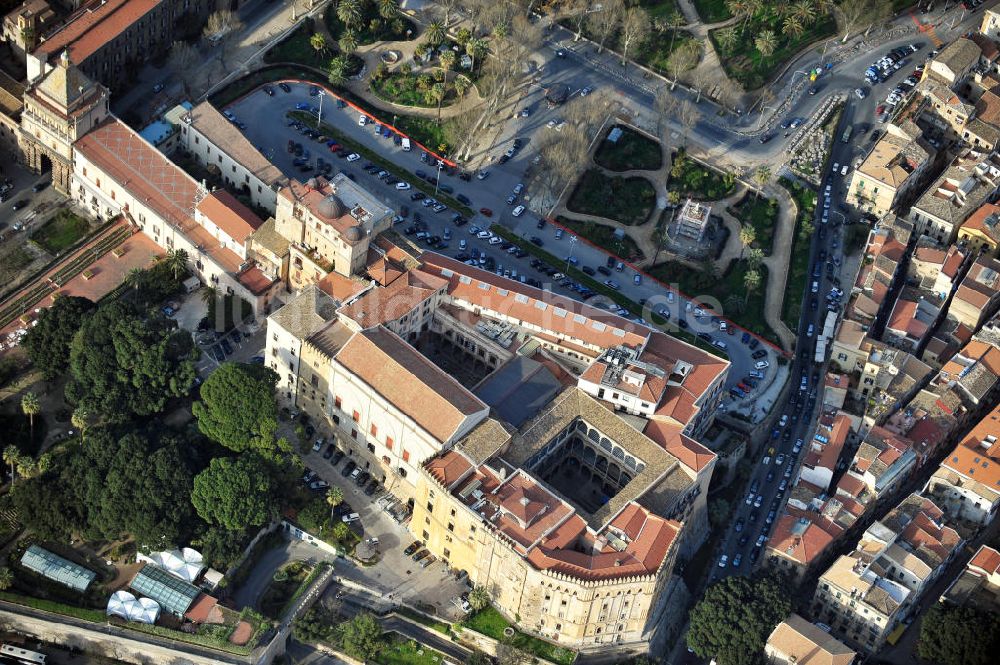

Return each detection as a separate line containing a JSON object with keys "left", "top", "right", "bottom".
{"left": 316, "top": 90, "right": 326, "bottom": 129}
{"left": 434, "top": 161, "right": 444, "bottom": 196}
{"left": 565, "top": 235, "right": 578, "bottom": 272}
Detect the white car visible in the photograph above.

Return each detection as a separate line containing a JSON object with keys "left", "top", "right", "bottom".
{"left": 854, "top": 88, "right": 867, "bottom": 99}
{"left": 341, "top": 513, "right": 361, "bottom": 523}
{"left": 755, "top": 360, "right": 770, "bottom": 370}
{"left": 395, "top": 182, "right": 411, "bottom": 190}
{"left": 840, "top": 164, "right": 849, "bottom": 176}
{"left": 358, "top": 114, "right": 367, "bottom": 126}
{"left": 488, "top": 236, "right": 503, "bottom": 245}
{"left": 512, "top": 205, "right": 526, "bottom": 217}
{"left": 346, "top": 153, "right": 361, "bottom": 162}
{"left": 832, "top": 162, "right": 840, "bottom": 174}
{"left": 477, "top": 230, "right": 492, "bottom": 239}
{"left": 718, "top": 555, "right": 728, "bottom": 568}
{"left": 312, "top": 440, "right": 323, "bottom": 452}
{"left": 513, "top": 183, "right": 524, "bottom": 195}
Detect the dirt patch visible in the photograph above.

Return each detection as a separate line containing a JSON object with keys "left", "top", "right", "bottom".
{"left": 229, "top": 620, "right": 253, "bottom": 645}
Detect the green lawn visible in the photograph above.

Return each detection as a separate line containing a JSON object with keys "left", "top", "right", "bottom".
{"left": 375, "top": 633, "right": 447, "bottom": 665}
{"left": 593, "top": 124, "right": 663, "bottom": 172}
{"left": 729, "top": 194, "right": 779, "bottom": 255}
{"left": 668, "top": 150, "right": 736, "bottom": 201}
{"left": 567, "top": 169, "right": 656, "bottom": 226}
{"left": 370, "top": 71, "right": 461, "bottom": 109}
{"left": 259, "top": 561, "right": 313, "bottom": 619}
{"left": 778, "top": 177, "right": 816, "bottom": 332}
{"left": 556, "top": 217, "right": 644, "bottom": 262}
{"left": 464, "top": 607, "right": 575, "bottom": 665}
{"left": 570, "top": 15, "right": 693, "bottom": 78}
{"left": 648, "top": 259, "right": 777, "bottom": 343}
{"left": 639, "top": 0, "right": 684, "bottom": 22}
{"left": 691, "top": 0, "right": 732, "bottom": 22}
{"left": 30, "top": 210, "right": 91, "bottom": 255}
{"left": 710, "top": 12, "right": 837, "bottom": 90}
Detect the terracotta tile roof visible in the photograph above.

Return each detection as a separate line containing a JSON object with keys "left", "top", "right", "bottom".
{"left": 969, "top": 544, "right": 1000, "bottom": 575}
{"left": 970, "top": 33, "right": 999, "bottom": 62}
{"left": 317, "top": 271, "right": 367, "bottom": 302}
{"left": 420, "top": 253, "right": 650, "bottom": 350}
{"left": 941, "top": 400, "right": 1000, "bottom": 491}
{"left": 425, "top": 449, "right": 473, "bottom": 487}
{"left": 196, "top": 190, "right": 264, "bottom": 246}
{"left": 887, "top": 299, "right": 929, "bottom": 340}
{"left": 185, "top": 102, "right": 284, "bottom": 187}
{"left": 334, "top": 326, "right": 487, "bottom": 442}
{"left": 766, "top": 614, "right": 856, "bottom": 665}
{"left": 338, "top": 268, "right": 446, "bottom": 328}
{"left": 35, "top": 0, "right": 160, "bottom": 63}
{"left": 768, "top": 509, "right": 843, "bottom": 567}
{"left": 977, "top": 88, "right": 1000, "bottom": 125}
{"left": 74, "top": 118, "right": 245, "bottom": 275}
{"left": 643, "top": 419, "right": 716, "bottom": 472}
{"left": 366, "top": 255, "right": 406, "bottom": 286}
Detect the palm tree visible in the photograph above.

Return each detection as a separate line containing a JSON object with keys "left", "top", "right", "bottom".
{"left": 326, "top": 486, "right": 345, "bottom": 516}
{"left": 743, "top": 268, "right": 761, "bottom": 305}
{"left": 715, "top": 27, "right": 739, "bottom": 52}
{"left": 164, "top": 248, "right": 189, "bottom": 280}
{"left": 125, "top": 267, "right": 144, "bottom": 292}
{"left": 428, "top": 82, "right": 446, "bottom": 121}
{"left": 337, "top": 0, "right": 363, "bottom": 31}
{"left": 310, "top": 33, "right": 327, "bottom": 55}
{"left": 466, "top": 37, "right": 487, "bottom": 73}
{"left": 3, "top": 445, "right": 20, "bottom": 484}
{"left": 426, "top": 20, "right": 446, "bottom": 46}
{"left": 742, "top": 0, "right": 763, "bottom": 32}
{"left": 725, "top": 0, "right": 749, "bottom": 27}
{"left": 746, "top": 247, "right": 764, "bottom": 270}
{"left": 664, "top": 10, "right": 684, "bottom": 56}
{"left": 71, "top": 408, "right": 90, "bottom": 444}
{"left": 21, "top": 392, "right": 40, "bottom": 443}
{"left": 377, "top": 0, "right": 398, "bottom": 20}
{"left": 439, "top": 49, "right": 456, "bottom": 109}
{"left": 454, "top": 75, "right": 471, "bottom": 98}
{"left": 200, "top": 285, "right": 219, "bottom": 308}
{"left": 755, "top": 30, "right": 777, "bottom": 58}
{"left": 783, "top": 15, "right": 804, "bottom": 39}
{"left": 339, "top": 30, "right": 358, "bottom": 55}
{"left": 791, "top": 0, "right": 816, "bottom": 24}
{"left": 738, "top": 224, "right": 756, "bottom": 258}
{"left": 468, "top": 586, "right": 490, "bottom": 611}
{"left": 752, "top": 164, "right": 771, "bottom": 198}
{"left": 328, "top": 55, "right": 351, "bottom": 86}
{"left": 0, "top": 567, "right": 12, "bottom": 591}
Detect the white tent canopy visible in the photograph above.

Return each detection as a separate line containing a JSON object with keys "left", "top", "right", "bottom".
{"left": 107, "top": 590, "right": 160, "bottom": 624}
{"left": 137, "top": 547, "right": 205, "bottom": 583}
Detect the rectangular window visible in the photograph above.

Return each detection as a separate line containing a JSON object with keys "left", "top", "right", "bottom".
{"left": 386, "top": 436, "right": 393, "bottom": 450}
{"left": 353, "top": 410, "right": 360, "bottom": 422}
{"left": 351, "top": 429, "right": 357, "bottom": 440}
{"left": 402, "top": 449, "right": 410, "bottom": 463}
{"left": 370, "top": 423, "right": 378, "bottom": 438}
{"left": 335, "top": 396, "right": 342, "bottom": 409}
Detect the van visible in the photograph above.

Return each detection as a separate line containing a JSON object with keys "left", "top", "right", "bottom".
{"left": 401, "top": 137, "right": 411, "bottom": 151}
{"left": 713, "top": 340, "right": 728, "bottom": 350}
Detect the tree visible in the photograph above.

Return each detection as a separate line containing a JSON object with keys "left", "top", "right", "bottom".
{"left": 196, "top": 524, "right": 248, "bottom": 570}
{"left": 426, "top": 20, "right": 446, "bottom": 46}
{"left": 66, "top": 302, "right": 197, "bottom": 419}
{"left": 163, "top": 248, "right": 189, "bottom": 280}
{"left": 167, "top": 41, "right": 199, "bottom": 97}
{"left": 126, "top": 268, "right": 143, "bottom": 293}
{"left": 336, "top": 613, "right": 383, "bottom": 661}
{"left": 619, "top": 7, "right": 651, "bottom": 66}
{"left": 715, "top": 26, "right": 739, "bottom": 52}
{"left": 71, "top": 408, "right": 90, "bottom": 444}
{"left": 3, "top": 445, "right": 20, "bottom": 484}
{"left": 337, "top": 0, "right": 363, "bottom": 30}
{"left": 677, "top": 98, "right": 701, "bottom": 146}
{"left": 428, "top": 82, "right": 446, "bottom": 120}
{"left": 496, "top": 636, "right": 529, "bottom": 665}
{"left": 294, "top": 608, "right": 337, "bottom": 644}
{"left": 708, "top": 498, "right": 730, "bottom": 528}
{"left": 468, "top": 585, "right": 490, "bottom": 611}
{"left": 191, "top": 454, "right": 277, "bottom": 531}
{"left": 466, "top": 651, "right": 492, "bottom": 665}
{"left": 687, "top": 576, "right": 790, "bottom": 665}
{"left": 791, "top": 0, "right": 816, "bottom": 24}
{"left": 454, "top": 75, "right": 471, "bottom": 98}
{"left": 326, "top": 486, "right": 344, "bottom": 515}
{"left": 839, "top": 0, "right": 885, "bottom": 42}
{"left": 466, "top": 37, "right": 487, "bottom": 72}
{"left": 22, "top": 295, "right": 94, "bottom": 382}
{"left": 192, "top": 362, "right": 281, "bottom": 456}
{"left": 586, "top": 0, "right": 624, "bottom": 54}
{"left": 9, "top": 473, "right": 79, "bottom": 538}
{"left": 917, "top": 604, "right": 1000, "bottom": 665}
{"left": 203, "top": 10, "right": 243, "bottom": 67}
{"left": 799, "top": 219, "right": 815, "bottom": 243}
{"left": 21, "top": 392, "right": 39, "bottom": 442}
{"left": 755, "top": 30, "right": 777, "bottom": 58}
{"left": 339, "top": 30, "right": 359, "bottom": 55}
{"left": 752, "top": 165, "right": 771, "bottom": 197}
{"left": 746, "top": 247, "right": 764, "bottom": 270}
{"left": 666, "top": 39, "right": 701, "bottom": 85}
{"left": 738, "top": 225, "right": 756, "bottom": 258}
{"left": 783, "top": 15, "right": 804, "bottom": 39}
{"left": 328, "top": 55, "right": 352, "bottom": 86}
{"left": 0, "top": 567, "right": 12, "bottom": 591}
{"left": 663, "top": 9, "right": 685, "bottom": 56}
{"left": 743, "top": 268, "right": 761, "bottom": 305}
{"left": 310, "top": 33, "right": 327, "bottom": 55}
{"left": 378, "top": 0, "right": 399, "bottom": 20}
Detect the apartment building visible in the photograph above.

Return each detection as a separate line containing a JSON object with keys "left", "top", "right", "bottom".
{"left": 884, "top": 295, "right": 938, "bottom": 351}
{"left": 957, "top": 202, "right": 1000, "bottom": 255}
{"left": 26, "top": 0, "right": 210, "bottom": 92}
{"left": 2, "top": 0, "right": 55, "bottom": 60}
{"left": 179, "top": 102, "right": 287, "bottom": 213}
{"left": 847, "top": 129, "right": 932, "bottom": 218}
{"left": 800, "top": 410, "right": 853, "bottom": 492}
{"left": 924, "top": 400, "right": 1000, "bottom": 525}
{"left": 764, "top": 614, "right": 856, "bottom": 665}
{"left": 922, "top": 37, "right": 983, "bottom": 91}
{"left": 917, "top": 80, "right": 976, "bottom": 140}
{"left": 766, "top": 505, "right": 845, "bottom": 584}
{"left": 950, "top": 255, "right": 1000, "bottom": 330}
{"left": 940, "top": 544, "right": 1000, "bottom": 611}
{"left": 831, "top": 320, "right": 869, "bottom": 374}
{"left": 982, "top": 3, "right": 1000, "bottom": 40}
{"left": 909, "top": 148, "right": 1000, "bottom": 245}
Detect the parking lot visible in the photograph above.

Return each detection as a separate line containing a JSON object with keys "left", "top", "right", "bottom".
{"left": 224, "top": 81, "right": 780, "bottom": 409}
{"left": 298, "top": 441, "right": 471, "bottom": 622}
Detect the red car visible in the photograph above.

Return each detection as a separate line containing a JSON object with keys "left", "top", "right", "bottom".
{"left": 875, "top": 104, "right": 886, "bottom": 115}
{"left": 328, "top": 143, "right": 341, "bottom": 152}
{"left": 479, "top": 207, "right": 493, "bottom": 217}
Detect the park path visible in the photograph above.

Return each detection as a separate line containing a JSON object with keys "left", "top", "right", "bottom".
{"left": 758, "top": 184, "right": 799, "bottom": 351}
